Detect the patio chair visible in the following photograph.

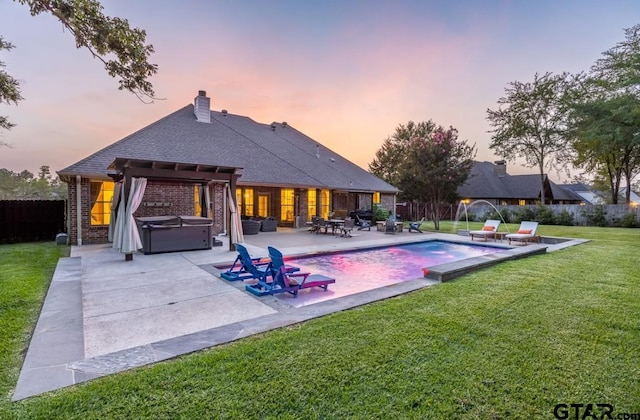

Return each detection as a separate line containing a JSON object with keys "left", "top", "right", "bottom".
{"left": 315, "top": 218, "right": 330, "bottom": 234}
{"left": 220, "top": 243, "right": 270, "bottom": 282}
{"left": 354, "top": 214, "right": 371, "bottom": 231}
{"left": 309, "top": 216, "right": 321, "bottom": 233}
{"left": 469, "top": 219, "right": 501, "bottom": 242}
{"left": 340, "top": 218, "right": 355, "bottom": 237}
{"left": 505, "top": 221, "right": 539, "bottom": 245}
{"left": 408, "top": 217, "right": 425, "bottom": 233}
{"left": 384, "top": 217, "right": 396, "bottom": 234}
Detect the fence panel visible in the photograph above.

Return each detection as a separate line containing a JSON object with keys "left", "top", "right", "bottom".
{"left": 0, "top": 200, "right": 66, "bottom": 244}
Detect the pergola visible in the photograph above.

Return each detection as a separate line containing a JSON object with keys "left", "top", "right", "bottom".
{"left": 108, "top": 158, "right": 242, "bottom": 259}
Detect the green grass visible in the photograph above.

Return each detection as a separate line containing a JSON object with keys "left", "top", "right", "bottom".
{"left": 2, "top": 227, "right": 639, "bottom": 418}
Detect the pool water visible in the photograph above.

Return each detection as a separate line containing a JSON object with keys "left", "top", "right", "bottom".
{"left": 289, "top": 240, "right": 504, "bottom": 283}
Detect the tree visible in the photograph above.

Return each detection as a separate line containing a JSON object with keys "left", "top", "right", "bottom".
{"left": 0, "top": 166, "right": 67, "bottom": 199}
{"left": 486, "top": 72, "right": 577, "bottom": 204}
{"left": 570, "top": 25, "right": 640, "bottom": 204}
{"left": 370, "top": 120, "right": 475, "bottom": 230}
{"left": 1, "top": 0, "right": 158, "bottom": 134}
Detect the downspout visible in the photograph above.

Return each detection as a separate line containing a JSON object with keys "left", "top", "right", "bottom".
{"left": 76, "top": 175, "right": 82, "bottom": 246}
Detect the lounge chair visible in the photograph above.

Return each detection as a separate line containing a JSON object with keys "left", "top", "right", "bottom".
{"left": 469, "top": 219, "right": 501, "bottom": 242}
{"left": 505, "top": 221, "right": 539, "bottom": 245}
{"left": 268, "top": 246, "right": 335, "bottom": 297}
{"left": 354, "top": 214, "right": 371, "bottom": 231}
{"left": 408, "top": 217, "right": 425, "bottom": 233}
{"left": 220, "top": 243, "right": 271, "bottom": 282}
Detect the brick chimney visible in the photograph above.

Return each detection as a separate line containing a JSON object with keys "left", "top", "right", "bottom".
{"left": 494, "top": 160, "right": 506, "bottom": 177}
{"left": 194, "top": 90, "right": 210, "bottom": 123}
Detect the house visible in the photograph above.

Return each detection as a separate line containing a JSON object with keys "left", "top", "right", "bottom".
{"left": 558, "top": 183, "right": 604, "bottom": 205}
{"left": 57, "top": 91, "right": 398, "bottom": 245}
{"left": 456, "top": 161, "right": 582, "bottom": 205}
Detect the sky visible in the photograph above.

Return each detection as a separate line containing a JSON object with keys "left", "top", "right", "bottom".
{"left": 0, "top": 0, "right": 639, "bottom": 182}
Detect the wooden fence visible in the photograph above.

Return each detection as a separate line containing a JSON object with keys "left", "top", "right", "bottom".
{"left": 0, "top": 200, "right": 66, "bottom": 244}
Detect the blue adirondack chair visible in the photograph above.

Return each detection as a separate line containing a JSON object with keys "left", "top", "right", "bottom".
{"left": 244, "top": 246, "right": 302, "bottom": 296}
{"left": 220, "top": 244, "right": 271, "bottom": 282}
{"left": 246, "top": 246, "right": 335, "bottom": 298}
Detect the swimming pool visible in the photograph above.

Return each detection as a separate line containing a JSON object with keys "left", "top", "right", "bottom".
{"left": 288, "top": 240, "right": 505, "bottom": 284}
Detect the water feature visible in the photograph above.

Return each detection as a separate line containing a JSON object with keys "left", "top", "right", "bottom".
{"left": 454, "top": 200, "right": 511, "bottom": 235}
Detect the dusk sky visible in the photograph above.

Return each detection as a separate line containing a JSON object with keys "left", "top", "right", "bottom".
{"left": 1, "top": 0, "right": 639, "bottom": 181}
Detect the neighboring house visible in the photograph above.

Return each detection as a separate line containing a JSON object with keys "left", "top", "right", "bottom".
{"left": 619, "top": 187, "right": 640, "bottom": 205}
{"left": 457, "top": 161, "right": 582, "bottom": 205}
{"left": 558, "top": 183, "right": 605, "bottom": 205}
{"left": 58, "top": 91, "right": 398, "bottom": 245}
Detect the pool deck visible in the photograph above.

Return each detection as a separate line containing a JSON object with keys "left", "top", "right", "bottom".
{"left": 12, "top": 228, "right": 586, "bottom": 400}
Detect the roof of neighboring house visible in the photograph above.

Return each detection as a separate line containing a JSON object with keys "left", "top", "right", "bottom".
{"left": 58, "top": 102, "right": 397, "bottom": 193}
{"left": 458, "top": 161, "right": 582, "bottom": 201}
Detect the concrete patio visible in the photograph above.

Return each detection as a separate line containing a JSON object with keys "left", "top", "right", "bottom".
{"left": 13, "top": 227, "right": 582, "bottom": 400}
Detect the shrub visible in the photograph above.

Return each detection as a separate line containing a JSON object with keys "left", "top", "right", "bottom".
{"left": 372, "top": 204, "right": 389, "bottom": 223}
{"left": 620, "top": 212, "right": 639, "bottom": 228}
{"left": 536, "top": 205, "right": 556, "bottom": 225}
{"left": 483, "top": 207, "right": 511, "bottom": 223}
{"left": 513, "top": 207, "right": 536, "bottom": 223}
{"left": 555, "top": 209, "right": 574, "bottom": 226}
{"left": 582, "top": 205, "right": 607, "bottom": 227}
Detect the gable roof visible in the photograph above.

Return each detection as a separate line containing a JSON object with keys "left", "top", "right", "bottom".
{"left": 458, "top": 161, "right": 582, "bottom": 201}
{"left": 58, "top": 103, "right": 397, "bottom": 193}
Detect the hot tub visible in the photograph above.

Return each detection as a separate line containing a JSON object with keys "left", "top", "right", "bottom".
{"left": 136, "top": 216, "right": 213, "bottom": 254}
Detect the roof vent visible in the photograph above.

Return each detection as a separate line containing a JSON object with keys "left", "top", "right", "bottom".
{"left": 316, "top": 144, "right": 320, "bottom": 159}
{"left": 329, "top": 157, "right": 335, "bottom": 162}
{"left": 270, "top": 123, "right": 276, "bottom": 131}
{"left": 194, "top": 90, "right": 211, "bottom": 123}
{"left": 282, "top": 121, "right": 288, "bottom": 127}
{"left": 221, "top": 109, "right": 228, "bottom": 116}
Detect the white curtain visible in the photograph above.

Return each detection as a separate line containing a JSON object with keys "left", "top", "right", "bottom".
{"left": 227, "top": 186, "right": 244, "bottom": 245}
{"left": 204, "top": 185, "right": 211, "bottom": 219}
{"left": 113, "top": 177, "right": 148, "bottom": 254}
{"left": 108, "top": 182, "right": 122, "bottom": 242}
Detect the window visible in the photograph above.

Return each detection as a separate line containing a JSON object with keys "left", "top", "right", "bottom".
{"left": 90, "top": 181, "right": 114, "bottom": 226}
{"left": 281, "top": 188, "right": 294, "bottom": 222}
{"left": 308, "top": 189, "right": 317, "bottom": 220}
{"left": 236, "top": 187, "right": 254, "bottom": 216}
{"left": 194, "top": 185, "right": 202, "bottom": 216}
{"left": 373, "top": 191, "right": 381, "bottom": 204}
{"left": 320, "top": 189, "right": 330, "bottom": 219}
{"left": 243, "top": 188, "right": 254, "bottom": 216}
{"left": 258, "top": 194, "right": 269, "bottom": 218}
{"left": 519, "top": 200, "right": 526, "bottom": 206}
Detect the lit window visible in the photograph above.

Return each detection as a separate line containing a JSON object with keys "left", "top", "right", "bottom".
{"left": 519, "top": 200, "right": 526, "bottom": 206}
{"left": 281, "top": 189, "right": 294, "bottom": 222}
{"left": 308, "top": 189, "right": 317, "bottom": 220}
{"left": 243, "top": 188, "right": 254, "bottom": 216}
{"left": 194, "top": 185, "right": 202, "bottom": 217}
{"left": 373, "top": 191, "right": 381, "bottom": 204}
{"left": 90, "top": 181, "right": 114, "bottom": 226}
{"left": 320, "top": 189, "right": 330, "bottom": 219}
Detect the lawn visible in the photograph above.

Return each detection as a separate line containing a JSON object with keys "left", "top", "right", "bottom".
{"left": 1, "top": 226, "right": 639, "bottom": 419}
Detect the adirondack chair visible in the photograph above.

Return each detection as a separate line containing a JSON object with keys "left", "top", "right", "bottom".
{"left": 268, "top": 246, "right": 335, "bottom": 297}
{"left": 220, "top": 244, "right": 270, "bottom": 282}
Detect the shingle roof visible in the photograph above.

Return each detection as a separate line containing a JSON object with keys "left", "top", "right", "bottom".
{"left": 58, "top": 104, "right": 397, "bottom": 193}
{"left": 457, "top": 161, "right": 582, "bottom": 201}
